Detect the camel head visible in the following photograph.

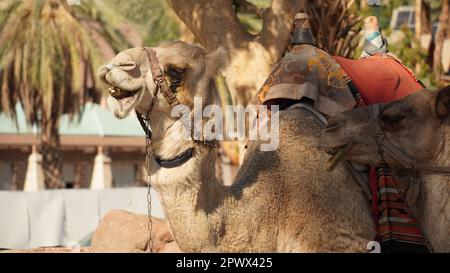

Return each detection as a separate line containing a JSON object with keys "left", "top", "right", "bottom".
{"left": 98, "top": 41, "right": 226, "bottom": 119}
{"left": 317, "top": 86, "right": 450, "bottom": 169}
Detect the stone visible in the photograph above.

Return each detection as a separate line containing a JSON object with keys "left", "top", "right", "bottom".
{"left": 91, "top": 209, "right": 181, "bottom": 253}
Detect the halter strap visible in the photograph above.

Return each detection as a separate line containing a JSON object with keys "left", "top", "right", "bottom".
{"left": 368, "top": 104, "right": 450, "bottom": 176}
{"left": 136, "top": 47, "right": 216, "bottom": 169}
{"left": 142, "top": 47, "right": 180, "bottom": 108}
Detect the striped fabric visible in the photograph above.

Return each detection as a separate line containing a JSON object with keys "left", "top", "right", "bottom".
{"left": 370, "top": 166, "right": 431, "bottom": 253}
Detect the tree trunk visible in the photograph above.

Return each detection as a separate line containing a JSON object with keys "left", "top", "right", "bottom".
{"left": 360, "top": 0, "right": 367, "bottom": 9}
{"left": 416, "top": 0, "right": 423, "bottom": 40}
{"left": 415, "top": 0, "right": 432, "bottom": 40}
{"left": 434, "top": 0, "right": 450, "bottom": 82}
{"left": 167, "top": 0, "right": 306, "bottom": 105}
{"left": 167, "top": 0, "right": 361, "bottom": 105}
{"left": 40, "top": 115, "right": 63, "bottom": 189}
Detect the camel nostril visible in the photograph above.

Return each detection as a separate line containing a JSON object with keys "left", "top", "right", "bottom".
{"left": 114, "top": 61, "right": 137, "bottom": 71}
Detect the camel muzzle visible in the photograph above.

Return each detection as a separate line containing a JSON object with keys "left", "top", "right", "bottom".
{"left": 104, "top": 69, "right": 143, "bottom": 93}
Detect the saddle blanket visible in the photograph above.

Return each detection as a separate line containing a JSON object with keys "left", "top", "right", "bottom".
{"left": 334, "top": 55, "right": 424, "bottom": 105}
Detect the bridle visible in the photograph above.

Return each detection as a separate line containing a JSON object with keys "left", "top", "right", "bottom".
{"left": 368, "top": 104, "right": 450, "bottom": 176}
{"left": 135, "top": 47, "right": 180, "bottom": 140}
{"left": 133, "top": 46, "right": 218, "bottom": 173}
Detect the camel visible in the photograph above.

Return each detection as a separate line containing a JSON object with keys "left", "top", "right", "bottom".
{"left": 97, "top": 41, "right": 375, "bottom": 252}
{"left": 317, "top": 86, "right": 450, "bottom": 252}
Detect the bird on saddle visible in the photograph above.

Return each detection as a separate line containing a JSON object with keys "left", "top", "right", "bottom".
{"left": 256, "top": 13, "right": 431, "bottom": 252}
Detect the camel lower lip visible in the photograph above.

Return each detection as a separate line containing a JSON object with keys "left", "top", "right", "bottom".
{"left": 325, "top": 143, "right": 353, "bottom": 172}
{"left": 107, "top": 86, "right": 143, "bottom": 118}
{"left": 116, "top": 92, "right": 139, "bottom": 112}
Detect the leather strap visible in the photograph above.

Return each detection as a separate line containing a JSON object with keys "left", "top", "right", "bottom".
{"left": 155, "top": 148, "right": 195, "bottom": 169}
{"left": 380, "top": 139, "right": 450, "bottom": 175}
{"left": 287, "top": 102, "right": 328, "bottom": 127}
{"left": 136, "top": 110, "right": 152, "bottom": 139}
{"left": 367, "top": 104, "right": 450, "bottom": 176}
{"left": 143, "top": 47, "right": 180, "bottom": 108}
{"left": 136, "top": 48, "right": 216, "bottom": 169}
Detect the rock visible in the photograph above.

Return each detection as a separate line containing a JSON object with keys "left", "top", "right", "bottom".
{"left": 1, "top": 247, "right": 91, "bottom": 253}
{"left": 91, "top": 210, "right": 181, "bottom": 253}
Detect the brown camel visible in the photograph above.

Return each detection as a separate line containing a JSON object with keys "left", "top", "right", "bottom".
{"left": 317, "top": 86, "right": 450, "bottom": 252}
{"left": 98, "top": 41, "right": 374, "bottom": 252}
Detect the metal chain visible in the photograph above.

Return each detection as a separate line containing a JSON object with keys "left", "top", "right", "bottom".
{"left": 144, "top": 116, "right": 153, "bottom": 253}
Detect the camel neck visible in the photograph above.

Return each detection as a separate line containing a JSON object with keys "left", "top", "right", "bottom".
{"left": 150, "top": 144, "right": 227, "bottom": 252}
{"left": 146, "top": 113, "right": 228, "bottom": 251}
{"left": 433, "top": 124, "right": 450, "bottom": 168}
{"left": 415, "top": 124, "right": 450, "bottom": 252}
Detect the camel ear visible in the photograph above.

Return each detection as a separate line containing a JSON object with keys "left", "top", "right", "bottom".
{"left": 435, "top": 85, "right": 450, "bottom": 119}
{"left": 205, "top": 47, "right": 228, "bottom": 76}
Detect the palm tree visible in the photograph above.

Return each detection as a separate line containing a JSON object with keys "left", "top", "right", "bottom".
{"left": 107, "top": 0, "right": 181, "bottom": 46}
{"left": 0, "top": 0, "right": 128, "bottom": 188}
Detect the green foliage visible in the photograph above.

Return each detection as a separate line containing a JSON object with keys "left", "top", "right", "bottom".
{"left": 247, "top": 0, "right": 270, "bottom": 8}
{"left": 235, "top": 0, "right": 270, "bottom": 35}
{"left": 388, "top": 27, "right": 438, "bottom": 87}
{"left": 237, "top": 13, "right": 263, "bottom": 35}
{"left": 360, "top": 0, "right": 443, "bottom": 29}
{"left": 106, "top": 0, "right": 180, "bottom": 46}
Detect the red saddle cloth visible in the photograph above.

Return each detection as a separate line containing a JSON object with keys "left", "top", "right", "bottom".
{"left": 334, "top": 55, "right": 423, "bottom": 105}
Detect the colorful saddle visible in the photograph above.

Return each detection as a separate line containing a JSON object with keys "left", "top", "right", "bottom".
{"left": 257, "top": 45, "right": 357, "bottom": 116}
{"left": 257, "top": 45, "right": 424, "bottom": 116}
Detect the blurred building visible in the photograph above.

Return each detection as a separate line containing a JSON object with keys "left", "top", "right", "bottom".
{"left": 0, "top": 102, "right": 146, "bottom": 191}
{"left": 390, "top": 6, "right": 440, "bottom": 35}
{"left": 390, "top": 5, "right": 450, "bottom": 76}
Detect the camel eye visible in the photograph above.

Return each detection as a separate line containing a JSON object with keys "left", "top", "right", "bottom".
{"left": 164, "top": 65, "right": 186, "bottom": 93}
{"left": 380, "top": 113, "right": 405, "bottom": 132}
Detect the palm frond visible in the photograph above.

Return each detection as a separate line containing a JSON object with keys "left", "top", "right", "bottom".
{"left": 0, "top": 0, "right": 128, "bottom": 124}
